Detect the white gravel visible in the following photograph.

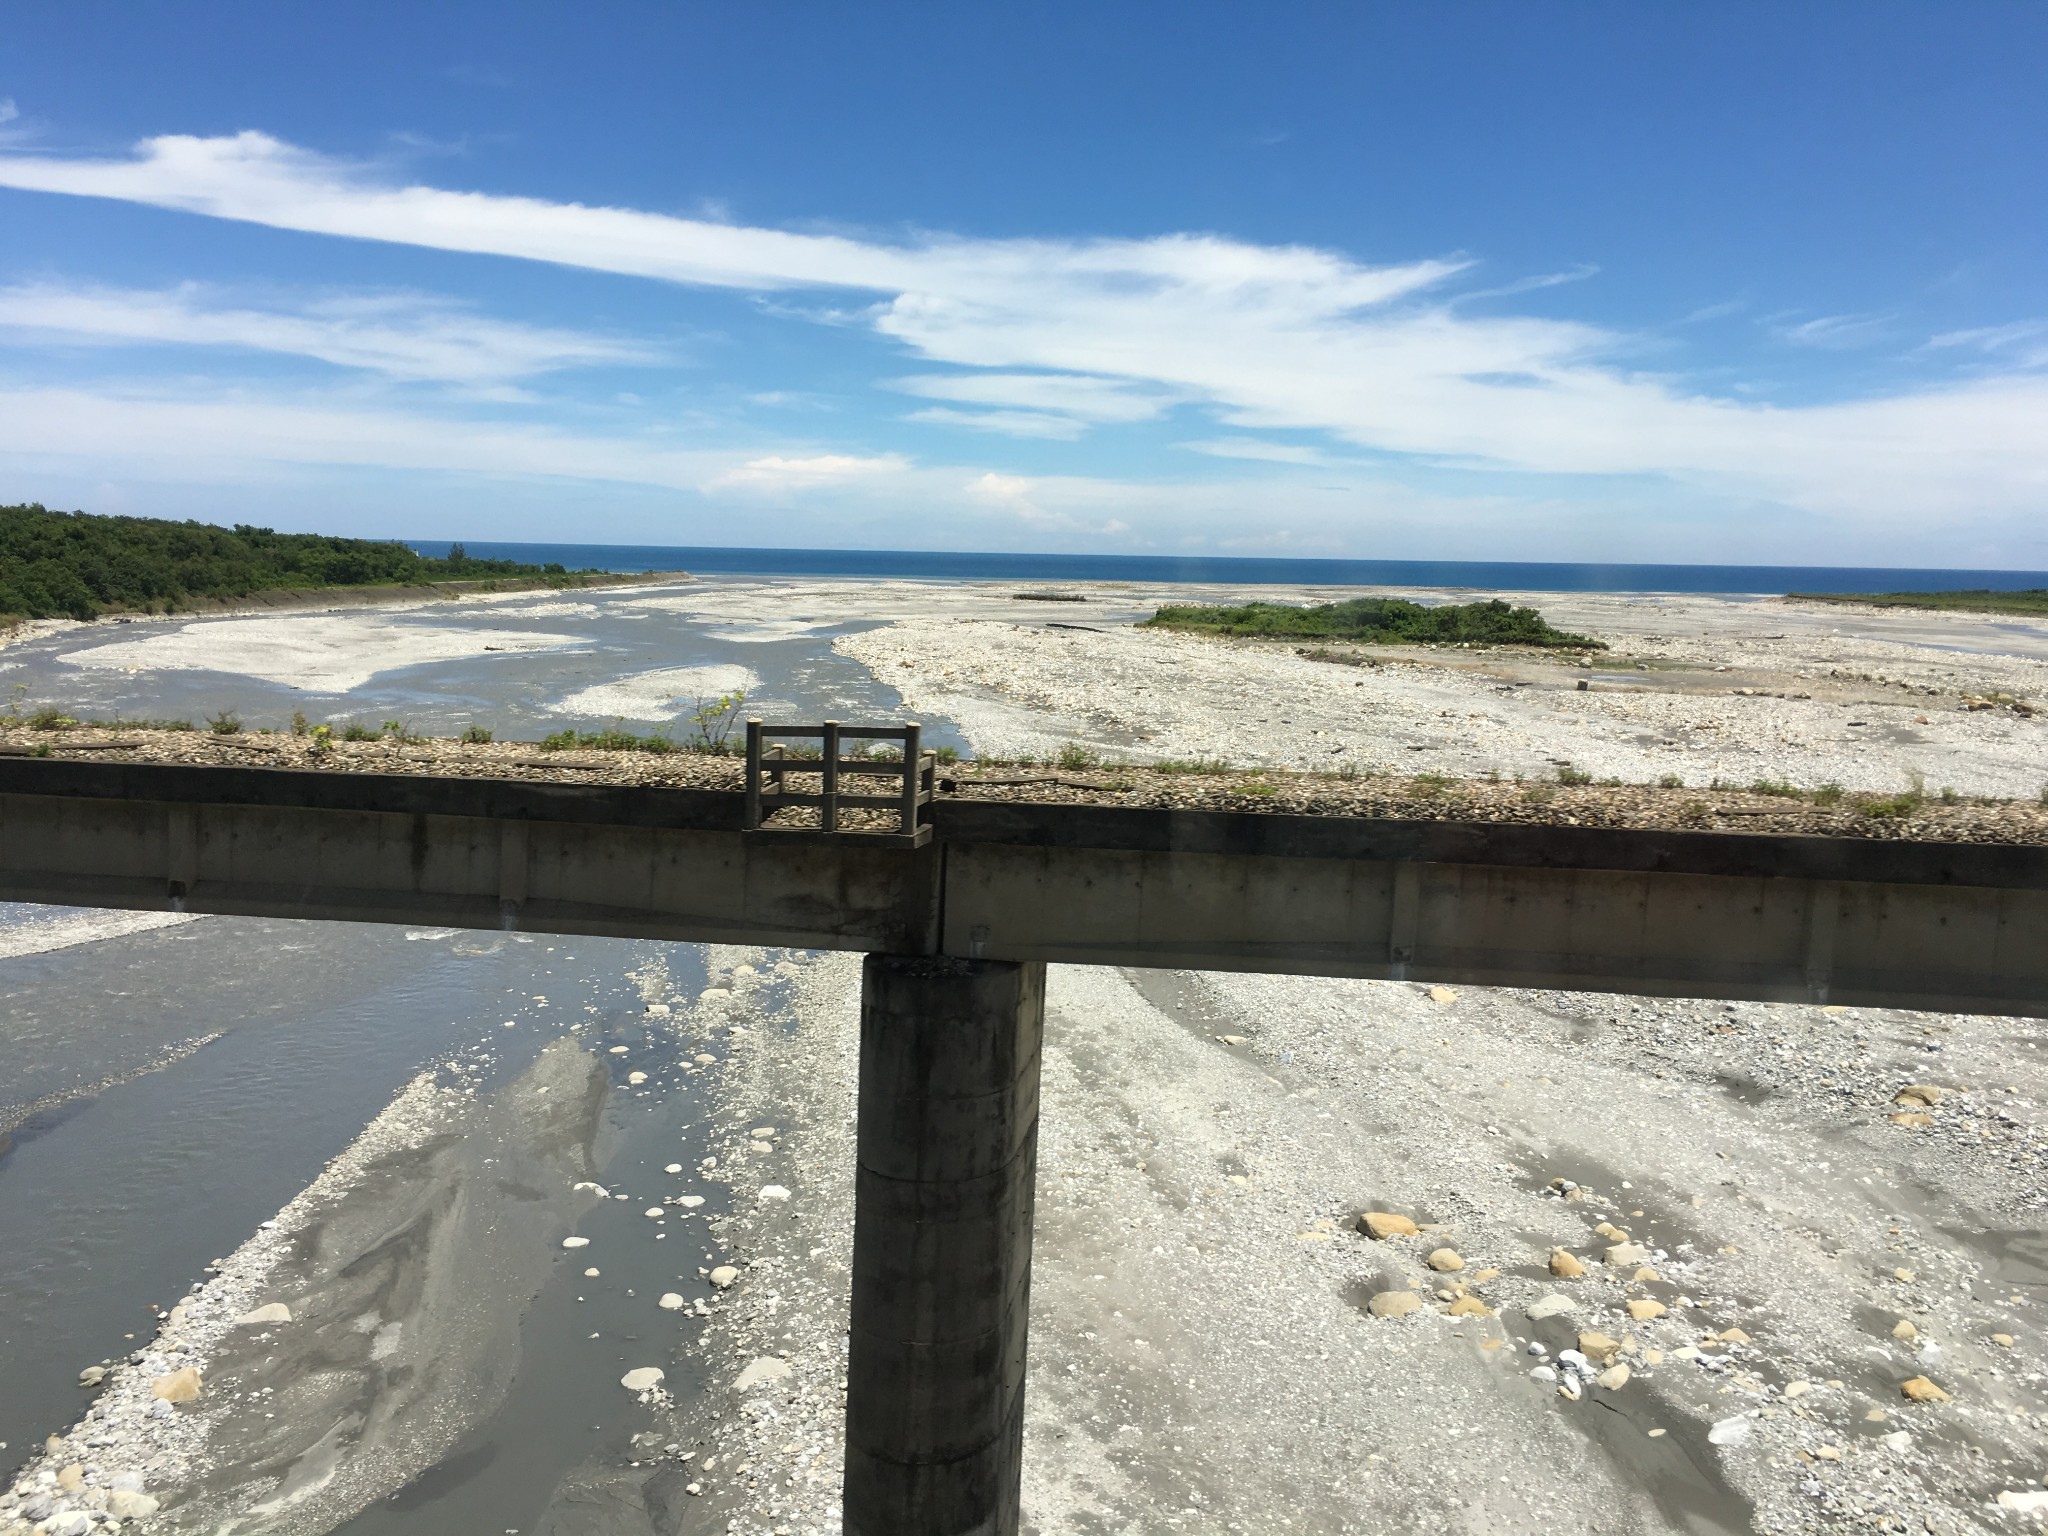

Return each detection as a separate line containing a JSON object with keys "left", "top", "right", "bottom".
{"left": 56, "top": 612, "right": 588, "bottom": 694}
{"left": 837, "top": 590, "right": 2048, "bottom": 797}
{"left": 655, "top": 586, "right": 2048, "bottom": 1536}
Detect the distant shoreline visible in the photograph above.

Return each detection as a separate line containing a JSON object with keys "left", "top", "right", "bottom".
{"left": 404, "top": 539, "right": 2048, "bottom": 596}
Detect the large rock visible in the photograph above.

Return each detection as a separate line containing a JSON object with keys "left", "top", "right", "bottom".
{"left": 1576, "top": 1331, "right": 1623, "bottom": 1365}
{"left": 1526, "top": 1293, "right": 1576, "bottom": 1321}
{"left": 152, "top": 1366, "right": 203, "bottom": 1403}
{"left": 1426, "top": 1248, "right": 1465, "bottom": 1273}
{"left": 1548, "top": 1249, "right": 1587, "bottom": 1279}
{"left": 1366, "top": 1290, "right": 1422, "bottom": 1319}
{"left": 658, "top": 1293, "right": 685, "bottom": 1310}
{"left": 621, "top": 1367, "right": 665, "bottom": 1392}
{"left": 1900, "top": 1375, "right": 1951, "bottom": 1403}
{"left": 234, "top": 1302, "right": 292, "bottom": 1326}
{"left": 709, "top": 1265, "right": 739, "bottom": 1289}
{"left": 107, "top": 1491, "right": 161, "bottom": 1519}
{"left": 1358, "top": 1212, "right": 1418, "bottom": 1240}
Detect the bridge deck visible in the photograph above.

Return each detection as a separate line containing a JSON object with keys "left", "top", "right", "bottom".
{"left": 4, "top": 753, "right": 2044, "bottom": 1015}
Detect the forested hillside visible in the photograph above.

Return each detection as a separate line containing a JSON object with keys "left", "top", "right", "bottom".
{"left": 0, "top": 503, "right": 579, "bottom": 620}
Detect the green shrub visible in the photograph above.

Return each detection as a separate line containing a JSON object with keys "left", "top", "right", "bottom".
{"left": 207, "top": 710, "right": 241, "bottom": 735}
{"left": 1555, "top": 765, "right": 1592, "bottom": 786}
{"left": 1142, "top": 595, "right": 1603, "bottom": 649}
{"left": 461, "top": 724, "right": 494, "bottom": 745}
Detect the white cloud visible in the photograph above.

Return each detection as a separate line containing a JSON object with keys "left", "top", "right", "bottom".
{"left": 1178, "top": 437, "right": 1331, "bottom": 465}
{"left": 0, "top": 100, "right": 17, "bottom": 125}
{"left": 1773, "top": 312, "right": 1892, "bottom": 349}
{"left": 892, "top": 371, "right": 1175, "bottom": 423}
{"left": 904, "top": 407, "right": 1088, "bottom": 439}
{"left": 709, "top": 452, "right": 910, "bottom": 489}
{"left": 1927, "top": 319, "right": 2048, "bottom": 368}
{"left": 2, "top": 129, "right": 2048, "bottom": 538}
{"left": 0, "top": 384, "right": 734, "bottom": 489}
{"left": 0, "top": 280, "right": 652, "bottom": 384}
{"left": 1456, "top": 264, "right": 1600, "bottom": 303}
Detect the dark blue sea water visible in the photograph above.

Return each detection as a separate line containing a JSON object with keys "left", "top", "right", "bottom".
{"left": 413, "top": 542, "right": 2048, "bottom": 596}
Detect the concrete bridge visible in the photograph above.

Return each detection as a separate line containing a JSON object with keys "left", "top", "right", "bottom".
{"left": 3, "top": 749, "right": 2045, "bottom": 1535}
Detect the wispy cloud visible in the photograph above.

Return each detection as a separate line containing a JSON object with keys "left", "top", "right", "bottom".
{"left": 0, "top": 100, "right": 17, "bottom": 126}
{"left": 1456, "top": 264, "right": 1601, "bottom": 303}
{"left": 904, "top": 407, "right": 1089, "bottom": 439}
{"left": 2, "top": 130, "right": 2048, "bottom": 534}
{"left": 708, "top": 452, "right": 910, "bottom": 489}
{"left": 1927, "top": 319, "right": 2048, "bottom": 368}
{"left": 893, "top": 371, "right": 1175, "bottom": 437}
{"left": 1178, "top": 437, "right": 1331, "bottom": 465}
{"left": 0, "top": 280, "right": 656, "bottom": 384}
{"left": 1772, "top": 311, "right": 1892, "bottom": 349}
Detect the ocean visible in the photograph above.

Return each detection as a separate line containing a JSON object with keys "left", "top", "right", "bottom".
{"left": 406, "top": 541, "right": 2048, "bottom": 596}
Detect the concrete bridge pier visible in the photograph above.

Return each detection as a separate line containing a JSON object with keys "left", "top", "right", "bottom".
{"left": 844, "top": 954, "right": 1047, "bottom": 1536}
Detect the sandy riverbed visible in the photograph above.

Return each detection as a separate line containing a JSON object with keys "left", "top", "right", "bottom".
{"left": 4, "top": 579, "right": 2045, "bottom": 1536}
{"left": 668, "top": 584, "right": 2048, "bottom": 1535}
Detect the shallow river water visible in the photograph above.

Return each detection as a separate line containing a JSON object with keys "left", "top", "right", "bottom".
{"left": 0, "top": 581, "right": 952, "bottom": 1522}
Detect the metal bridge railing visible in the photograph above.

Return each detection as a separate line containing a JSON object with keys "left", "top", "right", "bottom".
{"left": 743, "top": 718, "right": 936, "bottom": 847}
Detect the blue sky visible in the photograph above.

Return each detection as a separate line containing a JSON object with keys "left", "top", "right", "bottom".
{"left": 2, "top": 3, "right": 2045, "bottom": 566}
